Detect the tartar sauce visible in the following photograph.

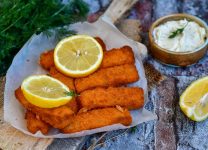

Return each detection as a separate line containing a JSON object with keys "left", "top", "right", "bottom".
{"left": 153, "top": 19, "right": 206, "bottom": 52}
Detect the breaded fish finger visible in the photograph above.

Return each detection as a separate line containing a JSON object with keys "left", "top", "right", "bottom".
{"left": 101, "top": 46, "right": 135, "bottom": 68}
{"left": 94, "top": 37, "right": 106, "bottom": 51}
{"left": 39, "top": 44, "right": 133, "bottom": 72}
{"left": 49, "top": 67, "right": 78, "bottom": 113}
{"left": 15, "top": 88, "right": 74, "bottom": 129}
{"left": 39, "top": 49, "right": 54, "bottom": 70}
{"left": 75, "top": 64, "right": 139, "bottom": 93}
{"left": 49, "top": 66, "right": 75, "bottom": 91}
{"left": 61, "top": 107, "right": 132, "bottom": 133}
{"left": 65, "top": 98, "right": 78, "bottom": 114}
{"left": 25, "top": 111, "right": 50, "bottom": 134}
{"left": 79, "top": 87, "right": 144, "bottom": 110}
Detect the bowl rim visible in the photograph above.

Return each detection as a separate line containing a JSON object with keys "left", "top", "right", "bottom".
{"left": 149, "top": 13, "right": 208, "bottom": 55}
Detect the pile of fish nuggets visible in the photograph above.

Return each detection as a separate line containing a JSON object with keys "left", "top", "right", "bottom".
{"left": 15, "top": 37, "right": 144, "bottom": 134}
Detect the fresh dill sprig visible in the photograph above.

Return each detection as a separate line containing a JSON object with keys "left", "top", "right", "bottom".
{"left": 64, "top": 91, "right": 79, "bottom": 97}
{"left": 0, "top": 0, "right": 89, "bottom": 76}
{"left": 168, "top": 22, "right": 188, "bottom": 39}
{"left": 130, "top": 126, "right": 137, "bottom": 133}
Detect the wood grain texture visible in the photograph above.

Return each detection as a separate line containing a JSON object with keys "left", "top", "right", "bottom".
{"left": 154, "top": 78, "right": 177, "bottom": 150}
{"left": 83, "top": 0, "right": 208, "bottom": 149}
{"left": 116, "top": 19, "right": 142, "bottom": 42}
{"left": 103, "top": 0, "right": 138, "bottom": 23}
{"left": 0, "top": 77, "right": 53, "bottom": 150}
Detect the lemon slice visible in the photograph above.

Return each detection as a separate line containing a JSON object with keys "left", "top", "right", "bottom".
{"left": 21, "top": 75, "right": 72, "bottom": 108}
{"left": 180, "top": 76, "right": 208, "bottom": 121}
{"left": 54, "top": 35, "right": 103, "bottom": 77}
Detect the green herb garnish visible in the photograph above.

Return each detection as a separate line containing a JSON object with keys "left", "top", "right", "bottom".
{"left": 168, "top": 22, "right": 188, "bottom": 39}
{"left": 0, "top": 0, "right": 89, "bottom": 75}
{"left": 64, "top": 91, "right": 79, "bottom": 97}
{"left": 130, "top": 126, "right": 137, "bottom": 133}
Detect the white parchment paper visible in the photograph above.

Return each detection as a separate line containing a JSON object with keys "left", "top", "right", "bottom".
{"left": 4, "top": 18, "right": 157, "bottom": 138}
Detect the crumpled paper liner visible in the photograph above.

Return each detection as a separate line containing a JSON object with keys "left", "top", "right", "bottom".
{"left": 4, "top": 18, "right": 157, "bottom": 138}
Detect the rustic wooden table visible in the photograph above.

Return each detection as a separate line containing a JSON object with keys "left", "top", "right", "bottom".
{"left": 0, "top": 0, "right": 207, "bottom": 150}
{"left": 81, "top": 0, "right": 208, "bottom": 150}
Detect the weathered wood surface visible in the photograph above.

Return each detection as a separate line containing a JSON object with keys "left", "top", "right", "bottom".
{"left": 102, "top": 0, "right": 138, "bottom": 23}
{"left": 1, "top": 0, "right": 208, "bottom": 149}
{"left": 82, "top": 0, "right": 208, "bottom": 150}
{"left": 154, "top": 78, "right": 177, "bottom": 150}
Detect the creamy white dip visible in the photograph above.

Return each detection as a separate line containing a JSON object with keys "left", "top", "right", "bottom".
{"left": 153, "top": 19, "right": 206, "bottom": 52}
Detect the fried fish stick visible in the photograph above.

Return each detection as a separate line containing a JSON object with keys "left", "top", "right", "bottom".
{"left": 79, "top": 87, "right": 144, "bottom": 110}
{"left": 49, "top": 67, "right": 78, "bottom": 113}
{"left": 39, "top": 49, "right": 54, "bottom": 70}
{"left": 40, "top": 44, "right": 133, "bottom": 72}
{"left": 94, "top": 37, "right": 106, "bottom": 51}
{"left": 15, "top": 88, "right": 74, "bottom": 129}
{"left": 39, "top": 37, "right": 106, "bottom": 70}
{"left": 49, "top": 66, "right": 75, "bottom": 91}
{"left": 25, "top": 111, "right": 50, "bottom": 134}
{"left": 75, "top": 64, "right": 139, "bottom": 93}
{"left": 61, "top": 107, "right": 132, "bottom": 133}
{"left": 65, "top": 98, "right": 78, "bottom": 114}
{"left": 101, "top": 46, "right": 135, "bottom": 68}
{"left": 41, "top": 46, "right": 134, "bottom": 73}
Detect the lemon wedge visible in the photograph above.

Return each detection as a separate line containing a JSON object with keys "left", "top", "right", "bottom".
{"left": 21, "top": 75, "right": 72, "bottom": 108}
{"left": 180, "top": 76, "right": 208, "bottom": 121}
{"left": 54, "top": 35, "right": 103, "bottom": 77}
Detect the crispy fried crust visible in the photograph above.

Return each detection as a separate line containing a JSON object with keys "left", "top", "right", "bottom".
{"left": 25, "top": 111, "right": 50, "bottom": 134}
{"left": 101, "top": 46, "right": 135, "bottom": 68}
{"left": 15, "top": 88, "right": 75, "bottom": 129}
{"left": 75, "top": 64, "right": 139, "bottom": 93}
{"left": 49, "top": 67, "right": 78, "bottom": 113}
{"left": 49, "top": 66, "right": 75, "bottom": 91}
{"left": 61, "top": 107, "right": 132, "bottom": 133}
{"left": 39, "top": 50, "right": 54, "bottom": 70}
{"left": 65, "top": 98, "right": 78, "bottom": 114}
{"left": 94, "top": 37, "right": 106, "bottom": 51}
{"left": 79, "top": 87, "right": 144, "bottom": 110}
{"left": 39, "top": 44, "right": 134, "bottom": 74}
